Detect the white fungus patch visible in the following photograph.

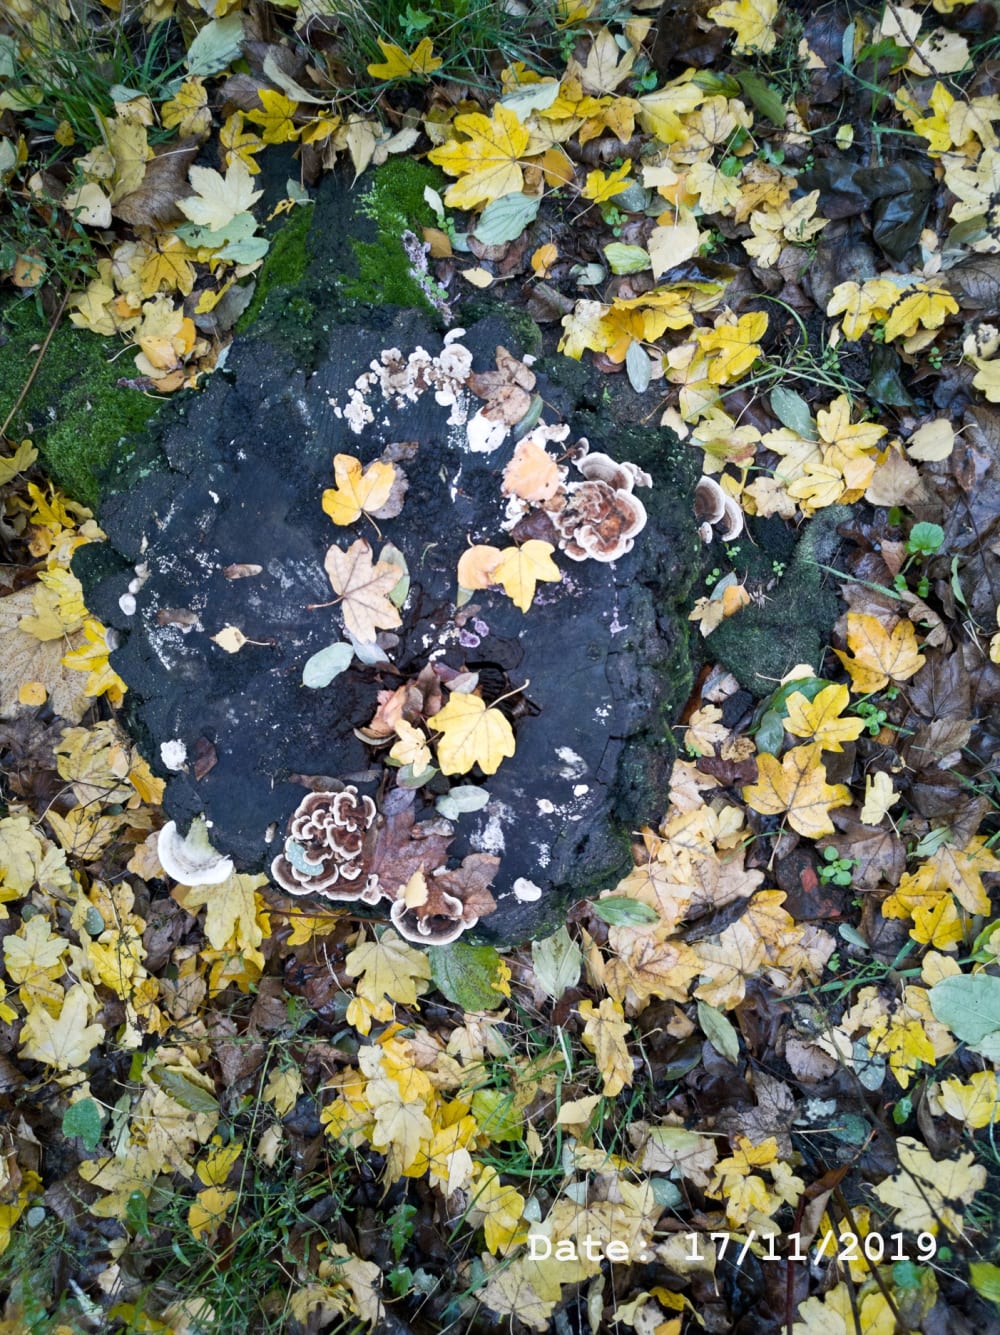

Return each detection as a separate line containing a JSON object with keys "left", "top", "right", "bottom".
{"left": 160, "top": 739, "right": 188, "bottom": 771}
{"left": 512, "top": 877, "right": 542, "bottom": 902}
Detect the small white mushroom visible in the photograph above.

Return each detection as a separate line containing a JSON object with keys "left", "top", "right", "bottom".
{"left": 694, "top": 477, "right": 744, "bottom": 544}
{"left": 158, "top": 816, "right": 234, "bottom": 886}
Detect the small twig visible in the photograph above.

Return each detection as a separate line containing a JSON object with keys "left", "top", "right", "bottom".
{"left": 1, "top": 289, "right": 70, "bottom": 443}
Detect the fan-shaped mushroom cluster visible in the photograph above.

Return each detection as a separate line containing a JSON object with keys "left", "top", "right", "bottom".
{"left": 270, "top": 789, "right": 381, "bottom": 904}
{"left": 270, "top": 787, "right": 498, "bottom": 945}
{"left": 551, "top": 450, "right": 651, "bottom": 562}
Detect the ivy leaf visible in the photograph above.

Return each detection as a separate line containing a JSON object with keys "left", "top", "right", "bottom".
{"left": 743, "top": 743, "right": 852, "bottom": 837}
{"left": 323, "top": 539, "right": 403, "bottom": 643}
{"left": 432, "top": 693, "right": 516, "bottom": 776}
{"left": 321, "top": 454, "right": 398, "bottom": 527}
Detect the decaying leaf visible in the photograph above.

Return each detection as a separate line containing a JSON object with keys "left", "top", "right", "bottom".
{"left": 323, "top": 539, "right": 403, "bottom": 643}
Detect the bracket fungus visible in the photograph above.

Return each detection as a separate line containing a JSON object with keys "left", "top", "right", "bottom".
{"left": 552, "top": 449, "right": 651, "bottom": 563}
{"left": 270, "top": 787, "right": 498, "bottom": 944}
{"left": 270, "top": 788, "right": 381, "bottom": 903}
{"left": 694, "top": 476, "right": 744, "bottom": 544}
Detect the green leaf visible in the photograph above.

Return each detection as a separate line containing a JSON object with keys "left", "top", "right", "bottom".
{"left": 649, "top": 1178, "right": 683, "bottom": 1208}
{"left": 428, "top": 941, "right": 506, "bottom": 1011}
{"left": 471, "top": 193, "right": 541, "bottom": 246}
{"left": 62, "top": 1097, "right": 103, "bottom": 1150}
{"left": 532, "top": 927, "right": 582, "bottom": 1001}
{"left": 603, "top": 242, "right": 651, "bottom": 276}
{"left": 696, "top": 1001, "right": 740, "bottom": 1064}
{"left": 591, "top": 897, "right": 659, "bottom": 926}
{"left": 753, "top": 676, "right": 832, "bottom": 755}
{"left": 769, "top": 386, "right": 816, "bottom": 439}
{"left": 435, "top": 785, "right": 490, "bottom": 820}
{"left": 380, "top": 542, "right": 410, "bottom": 607}
{"left": 907, "top": 521, "right": 944, "bottom": 557}
{"left": 147, "top": 1067, "right": 219, "bottom": 1114}
{"left": 625, "top": 339, "right": 651, "bottom": 393}
{"left": 185, "top": 12, "right": 244, "bottom": 76}
{"left": 302, "top": 641, "right": 354, "bottom": 688}
{"left": 125, "top": 1190, "right": 151, "bottom": 1237}
{"left": 470, "top": 1087, "right": 522, "bottom": 1141}
{"left": 736, "top": 71, "right": 786, "bottom": 127}
{"left": 970, "top": 1262, "right": 1000, "bottom": 1306}
{"left": 929, "top": 974, "right": 1000, "bottom": 1045}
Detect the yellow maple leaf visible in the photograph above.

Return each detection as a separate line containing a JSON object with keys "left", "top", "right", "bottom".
{"left": 188, "top": 1184, "right": 237, "bottom": 1241}
{"left": 743, "top": 743, "right": 852, "bottom": 837}
{"left": 707, "top": 0, "right": 778, "bottom": 52}
{"left": 220, "top": 111, "right": 265, "bottom": 175}
{"left": 61, "top": 618, "right": 127, "bottom": 704}
{"left": 432, "top": 691, "right": 516, "bottom": 776}
{"left": 471, "top": 1164, "right": 527, "bottom": 1254}
{"left": 246, "top": 90, "right": 300, "bottom": 145}
{"left": 20, "top": 985, "right": 103, "bottom": 1071}
{"left": 321, "top": 454, "right": 397, "bottom": 527}
{"left": 826, "top": 277, "right": 900, "bottom": 340}
{"left": 932, "top": 1071, "right": 1000, "bottom": 1128}
{"left": 2, "top": 913, "right": 69, "bottom": 985}
{"left": 833, "top": 613, "right": 925, "bottom": 693}
{"left": 491, "top": 541, "right": 561, "bottom": 612}
{"left": 366, "top": 1073, "right": 433, "bottom": 1177}
{"left": 428, "top": 103, "right": 534, "bottom": 209}
{"left": 883, "top": 286, "right": 959, "bottom": 343}
{"left": 388, "top": 719, "right": 433, "bottom": 772}
{"left": 695, "top": 311, "right": 768, "bottom": 385}
{"left": 784, "top": 684, "right": 865, "bottom": 752}
{"left": 174, "top": 873, "right": 269, "bottom": 952}
{"left": 161, "top": 77, "right": 211, "bottom": 139}
{"left": 578, "top": 997, "right": 633, "bottom": 1096}
{"left": 874, "top": 1136, "right": 985, "bottom": 1236}
{"left": 580, "top": 159, "right": 634, "bottom": 203}
{"left": 366, "top": 36, "right": 443, "bottom": 80}
{"left": 345, "top": 928, "right": 432, "bottom": 1007}
{"left": 860, "top": 771, "right": 898, "bottom": 824}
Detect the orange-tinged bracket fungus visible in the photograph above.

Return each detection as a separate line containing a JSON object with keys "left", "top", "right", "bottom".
{"left": 552, "top": 450, "right": 651, "bottom": 562}
{"left": 694, "top": 476, "right": 744, "bottom": 544}
{"left": 270, "top": 787, "right": 498, "bottom": 944}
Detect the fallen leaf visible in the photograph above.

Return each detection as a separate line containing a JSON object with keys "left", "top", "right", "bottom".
{"left": 321, "top": 454, "right": 399, "bottom": 527}
{"left": 491, "top": 541, "right": 561, "bottom": 612}
{"left": 323, "top": 539, "right": 402, "bottom": 643}
{"left": 834, "top": 613, "right": 926, "bottom": 693}
{"left": 744, "top": 744, "right": 852, "bottom": 838}
{"left": 432, "top": 692, "right": 516, "bottom": 776}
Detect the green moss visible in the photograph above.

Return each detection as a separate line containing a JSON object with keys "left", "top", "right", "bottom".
{"left": 341, "top": 157, "right": 446, "bottom": 315}
{"left": 0, "top": 299, "right": 162, "bottom": 507}
{"left": 709, "top": 506, "right": 849, "bottom": 696}
{"left": 236, "top": 203, "right": 314, "bottom": 334}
